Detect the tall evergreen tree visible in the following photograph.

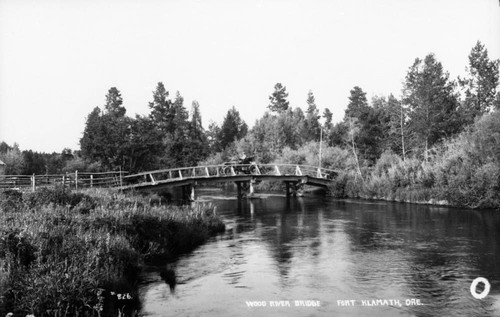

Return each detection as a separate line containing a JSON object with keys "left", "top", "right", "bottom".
{"left": 171, "top": 91, "right": 189, "bottom": 135}
{"left": 218, "top": 106, "right": 248, "bottom": 150}
{"left": 343, "top": 87, "right": 385, "bottom": 163}
{"left": 345, "top": 86, "right": 369, "bottom": 119}
{"left": 268, "top": 83, "right": 290, "bottom": 113}
{"left": 303, "top": 90, "right": 321, "bottom": 142}
{"left": 148, "top": 82, "right": 173, "bottom": 134}
{"left": 323, "top": 108, "right": 333, "bottom": 130}
{"left": 185, "top": 101, "right": 209, "bottom": 165}
{"left": 322, "top": 108, "right": 334, "bottom": 146}
{"left": 403, "top": 54, "right": 461, "bottom": 160}
{"left": 104, "top": 87, "right": 126, "bottom": 117}
{"left": 80, "top": 107, "right": 106, "bottom": 166}
{"left": 372, "top": 95, "right": 406, "bottom": 160}
{"left": 459, "top": 41, "right": 500, "bottom": 123}
{"left": 80, "top": 89, "right": 131, "bottom": 170}
{"left": 161, "top": 91, "right": 191, "bottom": 166}
{"left": 207, "top": 121, "right": 222, "bottom": 153}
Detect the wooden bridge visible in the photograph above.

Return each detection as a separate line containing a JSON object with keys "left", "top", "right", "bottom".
{"left": 0, "top": 164, "right": 338, "bottom": 199}
{"left": 121, "top": 164, "right": 338, "bottom": 199}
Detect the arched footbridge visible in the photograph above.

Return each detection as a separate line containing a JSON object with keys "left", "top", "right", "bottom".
{"left": 122, "top": 164, "right": 339, "bottom": 199}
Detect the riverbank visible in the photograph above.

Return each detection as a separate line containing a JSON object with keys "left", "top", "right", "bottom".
{"left": 0, "top": 187, "right": 225, "bottom": 317}
{"left": 256, "top": 177, "right": 489, "bottom": 210}
{"left": 326, "top": 151, "right": 500, "bottom": 210}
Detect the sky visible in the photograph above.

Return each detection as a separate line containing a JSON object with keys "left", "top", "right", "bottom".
{"left": 0, "top": 0, "right": 499, "bottom": 153}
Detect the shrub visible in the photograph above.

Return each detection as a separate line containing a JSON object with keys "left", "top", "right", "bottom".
{"left": 372, "top": 151, "right": 402, "bottom": 178}
{"left": 24, "top": 187, "right": 96, "bottom": 211}
{"left": 0, "top": 190, "right": 24, "bottom": 212}
{"left": 329, "top": 171, "right": 350, "bottom": 198}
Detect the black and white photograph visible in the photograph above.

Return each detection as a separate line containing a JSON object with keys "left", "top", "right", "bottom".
{"left": 1, "top": 0, "right": 499, "bottom": 316}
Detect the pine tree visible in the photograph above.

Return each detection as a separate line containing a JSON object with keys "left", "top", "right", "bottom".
{"left": 303, "top": 90, "right": 321, "bottom": 142}
{"left": 218, "top": 106, "right": 248, "bottom": 150}
{"left": 403, "top": 54, "right": 460, "bottom": 160}
{"left": 80, "top": 89, "right": 131, "bottom": 170}
{"left": 459, "top": 41, "right": 500, "bottom": 123}
{"left": 185, "top": 101, "right": 209, "bottom": 165}
{"left": 345, "top": 86, "right": 369, "bottom": 120}
{"left": 268, "top": 83, "right": 290, "bottom": 113}
{"left": 104, "top": 87, "right": 126, "bottom": 117}
{"left": 148, "top": 82, "right": 173, "bottom": 134}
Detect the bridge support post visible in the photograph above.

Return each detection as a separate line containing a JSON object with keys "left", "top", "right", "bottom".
{"left": 235, "top": 180, "right": 255, "bottom": 199}
{"left": 285, "top": 181, "right": 304, "bottom": 197}
{"left": 181, "top": 183, "right": 196, "bottom": 202}
{"left": 249, "top": 178, "right": 255, "bottom": 197}
{"left": 236, "top": 181, "right": 244, "bottom": 199}
{"left": 190, "top": 185, "right": 195, "bottom": 201}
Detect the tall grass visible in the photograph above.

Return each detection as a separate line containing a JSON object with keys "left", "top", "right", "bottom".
{"left": 0, "top": 187, "right": 225, "bottom": 316}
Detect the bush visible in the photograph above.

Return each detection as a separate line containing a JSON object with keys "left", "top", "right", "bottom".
{"left": 329, "top": 171, "right": 350, "bottom": 198}
{"left": 24, "top": 187, "right": 95, "bottom": 210}
{"left": 442, "top": 161, "right": 500, "bottom": 208}
{"left": 0, "top": 190, "right": 23, "bottom": 212}
{"left": 372, "top": 150, "right": 402, "bottom": 178}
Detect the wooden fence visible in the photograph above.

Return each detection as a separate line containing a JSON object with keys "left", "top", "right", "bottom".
{"left": 0, "top": 171, "right": 128, "bottom": 191}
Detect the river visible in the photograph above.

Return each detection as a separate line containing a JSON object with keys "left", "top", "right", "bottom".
{"left": 138, "top": 190, "right": 500, "bottom": 316}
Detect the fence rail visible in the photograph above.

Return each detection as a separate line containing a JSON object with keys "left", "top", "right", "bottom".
{"left": 0, "top": 171, "right": 128, "bottom": 191}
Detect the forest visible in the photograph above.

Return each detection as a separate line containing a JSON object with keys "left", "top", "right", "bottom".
{"left": 1, "top": 41, "right": 499, "bottom": 208}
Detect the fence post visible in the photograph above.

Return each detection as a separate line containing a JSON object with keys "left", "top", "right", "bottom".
{"left": 62, "top": 174, "right": 66, "bottom": 189}
{"left": 119, "top": 168, "right": 123, "bottom": 189}
{"left": 31, "top": 174, "right": 36, "bottom": 192}
{"left": 90, "top": 174, "right": 93, "bottom": 188}
{"left": 75, "top": 170, "right": 78, "bottom": 190}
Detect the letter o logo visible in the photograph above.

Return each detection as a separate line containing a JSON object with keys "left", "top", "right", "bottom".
{"left": 470, "top": 277, "right": 490, "bottom": 299}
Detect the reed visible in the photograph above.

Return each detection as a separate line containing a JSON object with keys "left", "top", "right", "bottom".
{"left": 0, "top": 187, "right": 225, "bottom": 317}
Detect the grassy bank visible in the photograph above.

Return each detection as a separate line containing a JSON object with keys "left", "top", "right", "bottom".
{"left": 0, "top": 187, "right": 225, "bottom": 317}
{"left": 328, "top": 111, "right": 500, "bottom": 209}
{"left": 268, "top": 112, "right": 500, "bottom": 210}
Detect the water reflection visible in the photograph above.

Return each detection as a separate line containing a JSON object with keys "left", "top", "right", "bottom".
{"left": 139, "top": 193, "right": 500, "bottom": 316}
{"left": 159, "top": 266, "right": 177, "bottom": 293}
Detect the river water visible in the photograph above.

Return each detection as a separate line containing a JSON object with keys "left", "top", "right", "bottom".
{"left": 138, "top": 190, "right": 500, "bottom": 316}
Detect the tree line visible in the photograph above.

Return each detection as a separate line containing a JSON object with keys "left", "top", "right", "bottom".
{"left": 1, "top": 41, "right": 499, "bottom": 182}
{"left": 211, "top": 41, "right": 499, "bottom": 170}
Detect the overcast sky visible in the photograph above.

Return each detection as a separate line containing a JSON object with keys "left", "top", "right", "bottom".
{"left": 0, "top": 0, "right": 499, "bottom": 153}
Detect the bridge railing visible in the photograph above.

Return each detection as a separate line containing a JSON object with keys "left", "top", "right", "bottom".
{"left": 122, "top": 164, "right": 338, "bottom": 187}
